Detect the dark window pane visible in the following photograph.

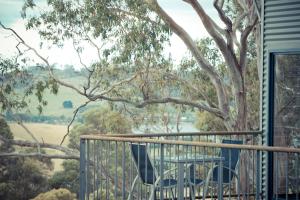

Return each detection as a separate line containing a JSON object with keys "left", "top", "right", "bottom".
{"left": 274, "top": 54, "right": 300, "bottom": 196}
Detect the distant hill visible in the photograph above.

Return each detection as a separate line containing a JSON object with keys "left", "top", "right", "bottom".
{"left": 6, "top": 66, "right": 101, "bottom": 124}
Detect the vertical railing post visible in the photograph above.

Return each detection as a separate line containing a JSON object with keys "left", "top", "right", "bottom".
{"left": 217, "top": 157, "right": 223, "bottom": 200}
{"left": 114, "top": 142, "right": 118, "bottom": 199}
{"left": 296, "top": 153, "right": 299, "bottom": 200}
{"left": 80, "top": 138, "right": 86, "bottom": 200}
{"left": 160, "top": 143, "right": 164, "bottom": 200}
{"left": 256, "top": 150, "right": 261, "bottom": 200}
{"left": 122, "top": 142, "right": 126, "bottom": 200}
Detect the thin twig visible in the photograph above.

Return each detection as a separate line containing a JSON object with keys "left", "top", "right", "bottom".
{"left": 60, "top": 100, "right": 91, "bottom": 145}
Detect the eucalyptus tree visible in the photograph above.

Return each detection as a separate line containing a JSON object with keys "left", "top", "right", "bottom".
{"left": 0, "top": 0, "right": 260, "bottom": 192}
{"left": 10, "top": 0, "right": 259, "bottom": 133}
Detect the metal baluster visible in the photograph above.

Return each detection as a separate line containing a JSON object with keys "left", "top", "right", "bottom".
{"left": 184, "top": 145, "right": 187, "bottom": 197}
{"left": 175, "top": 144, "right": 179, "bottom": 198}
{"left": 137, "top": 143, "right": 140, "bottom": 199}
{"left": 100, "top": 141, "right": 103, "bottom": 198}
{"left": 252, "top": 136, "right": 255, "bottom": 196}
{"left": 122, "top": 142, "right": 126, "bottom": 200}
{"left": 159, "top": 143, "right": 165, "bottom": 200}
{"left": 202, "top": 146, "right": 206, "bottom": 200}
{"left": 106, "top": 141, "right": 110, "bottom": 199}
{"left": 229, "top": 147, "right": 232, "bottom": 199}
{"left": 153, "top": 143, "right": 156, "bottom": 199}
{"left": 87, "top": 140, "right": 90, "bottom": 200}
{"left": 246, "top": 151, "right": 249, "bottom": 200}
{"left": 145, "top": 143, "right": 148, "bottom": 200}
{"left": 297, "top": 153, "right": 299, "bottom": 200}
{"left": 96, "top": 141, "right": 99, "bottom": 199}
{"left": 80, "top": 139, "right": 86, "bottom": 200}
{"left": 237, "top": 150, "right": 240, "bottom": 200}
{"left": 218, "top": 147, "right": 223, "bottom": 200}
{"left": 193, "top": 145, "right": 196, "bottom": 198}
{"left": 275, "top": 153, "right": 278, "bottom": 200}
{"left": 256, "top": 150, "right": 261, "bottom": 200}
{"left": 285, "top": 153, "right": 288, "bottom": 200}
{"left": 93, "top": 140, "right": 96, "bottom": 200}
{"left": 114, "top": 142, "right": 118, "bottom": 199}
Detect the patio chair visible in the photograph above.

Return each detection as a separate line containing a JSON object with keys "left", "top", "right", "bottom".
{"left": 128, "top": 143, "right": 177, "bottom": 200}
{"left": 187, "top": 164, "right": 205, "bottom": 199}
{"left": 202, "top": 139, "right": 243, "bottom": 199}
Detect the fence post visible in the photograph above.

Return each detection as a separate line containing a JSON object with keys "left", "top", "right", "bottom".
{"left": 256, "top": 150, "right": 261, "bottom": 200}
{"left": 160, "top": 143, "right": 165, "bottom": 200}
{"left": 80, "top": 138, "right": 86, "bottom": 200}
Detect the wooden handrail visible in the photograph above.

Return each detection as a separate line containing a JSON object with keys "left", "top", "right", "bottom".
{"left": 86, "top": 131, "right": 262, "bottom": 138}
{"left": 80, "top": 135, "right": 300, "bottom": 153}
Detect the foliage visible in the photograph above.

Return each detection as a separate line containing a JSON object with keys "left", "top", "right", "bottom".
{"left": 5, "top": 112, "right": 72, "bottom": 124}
{"left": 32, "top": 188, "right": 76, "bottom": 200}
{"left": 0, "top": 56, "right": 59, "bottom": 115}
{"left": 68, "top": 106, "right": 132, "bottom": 149}
{"left": 195, "top": 111, "right": 226, "bottom": 131}
{"left": 189, "top": 37, "right": 259, "bottom": 131}
{"left": 48, "top": 106, "right": 132, "bottom": 197}
{"left": 0, "top": 157, "right": 49, "bottom": 200}
{"left": 48, "top": 160, "right": 80, "bottom": 196}
{"left": 16, "top": 0, "right": 260, "bottom": 133}
{"left": 0, "top": 115, "right": 13, "bottom": 151}
{"left": 0, "top": 118, "right": 50, "bottom": 200}
{"left": 245, "top": 57, "right": 260, "bottom": 130}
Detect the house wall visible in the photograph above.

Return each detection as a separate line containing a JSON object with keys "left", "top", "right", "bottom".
{"left": 261, "top": 0, "right": 300, "bottom": 198}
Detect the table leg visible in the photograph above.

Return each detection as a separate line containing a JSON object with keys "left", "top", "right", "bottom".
{"left": 217, "top": 160, "right": 223, "bottom": 200}
{"left": 178, "top": 163, "right": 184, "bottom": 200}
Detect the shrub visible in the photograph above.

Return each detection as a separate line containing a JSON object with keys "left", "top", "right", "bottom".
{"left": 31, "top": 188, "right": 76, "bottom": 200}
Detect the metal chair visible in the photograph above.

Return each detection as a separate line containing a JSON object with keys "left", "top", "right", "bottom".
{"left": 202, "top": 139, "right": 243, "bottom": 199}
{"left": 128, "top": 143, "right": 177, "bottom": 200}
{"left": 187, "top": 164, "right": 205, "bottom": 199}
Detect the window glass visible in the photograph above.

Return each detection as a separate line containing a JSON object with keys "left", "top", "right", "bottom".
{"left": 273, "top": 54, "right": 300, "bottom": 196}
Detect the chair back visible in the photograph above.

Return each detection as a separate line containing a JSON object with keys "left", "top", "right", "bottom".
{"left": 213, "top": 139, "right": 243, "bottom": 183}
{"left": 221, "top": 139, "right": 243, "bottom": 170}
{"left": 130, "top": 143, "right": 156, "bottom": 184}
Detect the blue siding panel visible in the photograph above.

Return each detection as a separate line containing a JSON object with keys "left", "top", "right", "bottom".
{"left": 261, "top": 0, "right": 300, "bottom": 199}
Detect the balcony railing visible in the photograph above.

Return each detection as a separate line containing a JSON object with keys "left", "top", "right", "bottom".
{"left": 79, "top": 132, "right": 300, "bottom": 200}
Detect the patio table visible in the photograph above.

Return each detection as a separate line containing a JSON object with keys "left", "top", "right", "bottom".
{"left": 160, "top": 154, "right": 224, "bottom": 200}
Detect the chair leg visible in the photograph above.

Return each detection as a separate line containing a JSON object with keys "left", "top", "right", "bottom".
{"left": 190, "top": 185, "right": 195, "bottom": 200}
{"left": 203, "top": 181, "right": 210, "bottom": 200}
{"left": 127, "top": 175, "right": 139, "bottom": 200}
{"left": 149, "top": 186, "right": 156, "bottom": 200}
{"left": 170, "top": 188, "right": 175, "bottom": 200}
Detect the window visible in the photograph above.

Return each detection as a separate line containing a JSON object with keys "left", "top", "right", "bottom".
{"left": 273, "top": 53, "right": 300, "bottom": 197}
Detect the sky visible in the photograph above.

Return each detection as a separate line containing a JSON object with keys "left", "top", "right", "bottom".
{"left": 0, "top": 0, "right": 220, "bottom": 69}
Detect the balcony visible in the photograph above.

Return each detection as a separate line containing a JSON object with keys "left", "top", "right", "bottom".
{"left": 79, "top": 132, "right": 300, "bottom": 200}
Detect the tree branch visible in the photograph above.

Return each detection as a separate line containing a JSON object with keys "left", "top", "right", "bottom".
{"left": 0, "top": 152, "right": 79, "bottom": 159}
{"left": 0, "top": 21, "right": 86, "bottom": 98}
{"left": 213, "top": 0, "right": 232, "bottom": 30}
{"left": 16, "top": 120, "right": 41, "bottom": 153}
{"left": 109, "top": 7, "right": 160, "bottom": 26}
{"left": 185, "top": 0, "right": 241, "bottom": 79}
{"left": 213, "top": 0, "right": 234, "bottom": 50}
{"left": 146, "top": 0, "right": 229, "bottom": 118}
{"left": 0, "top": 134, "right": 78, "bottom": 156}
{"left": 60, "top": 100, "right": 91, "bottom": 145}
{"left": 91, "top": 95, "right": 225, "bottom": 119}
{"left": 239, "top": 15, "right": 258, "bottom": 69}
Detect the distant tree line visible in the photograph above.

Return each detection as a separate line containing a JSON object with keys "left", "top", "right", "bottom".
{"left": 5, "top": 112, "right": 73, "bottom": 124}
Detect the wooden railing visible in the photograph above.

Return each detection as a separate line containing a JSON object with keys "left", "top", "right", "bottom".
{"left": 79, "top": 132, "right": 300, "bottom": 200}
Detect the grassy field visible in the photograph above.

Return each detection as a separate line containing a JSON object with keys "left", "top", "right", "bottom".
{"left": 9, "top": 122, "right": 70, "bottom": 172}
{"left": 27, "top": 76, "right": 88, "bottom": 117}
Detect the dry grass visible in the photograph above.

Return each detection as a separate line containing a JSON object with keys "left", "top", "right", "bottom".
{"left": 9, "top": 122, "right": 70, "bottom": 172}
